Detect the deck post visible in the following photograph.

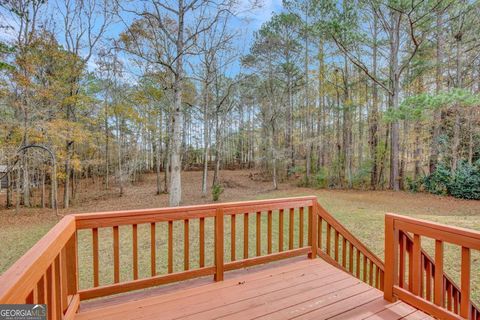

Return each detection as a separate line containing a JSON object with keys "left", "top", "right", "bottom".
{"left": 214, "top": 208, "right": 224, "bottom": 281}
{"left": 66, "top": 231, "right": 78, "bottom": 296}
{"left": 308, "top": 203, "right": 318, "bottom": 259}
{"left": 384, "top": 214, "right": 398, "bottom": 302}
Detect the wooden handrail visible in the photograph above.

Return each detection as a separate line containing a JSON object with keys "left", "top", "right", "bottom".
{"left": 385, "top": 213, "right": 480, "bottom": 320}
{"left": 0, "top": 215, "right": 79, "bottom": 319}
{"left": 75, "top": 196, "right": 316, "bottom": 300}
{"left": 315, "top": 202, "right": 385, "bottom": 290}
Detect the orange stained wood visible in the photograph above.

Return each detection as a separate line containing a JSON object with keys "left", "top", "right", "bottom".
{"left": 74, "top": 258, "right": 432, "bottom": 320}
{"left": 1, "top": 196, "right": 478, "bottom": 320}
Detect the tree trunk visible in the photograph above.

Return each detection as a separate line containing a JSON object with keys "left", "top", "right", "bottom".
{"left": 429, "top": 7, "right": 444, "bottom": 174}
{"left": 388, "top": 10, "right": 401, "bottom": 191}
{"left": 169, "top": 2, "right": 185, "bottom": 207}
{"left": 202, "top": 79, "right": 210, "bottom": 196}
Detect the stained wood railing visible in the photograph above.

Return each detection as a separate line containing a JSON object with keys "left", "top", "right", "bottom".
{"left": 73, "top": 196, "right": 317, "bottom": 300}
{"left": 0, "top": 216, "right": 79, "bottom": 320}
{"left": 385, "top": 213, "right": 480, "bottom": 320}
{"left": 315, "top": 202, "right": 385, "bottom": 290}
{"left": 1, "top": 196, "right": 478, "bottom": 320}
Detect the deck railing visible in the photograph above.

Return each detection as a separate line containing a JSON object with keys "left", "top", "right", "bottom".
{"left": 73, "top": 196, "right": 317, "bottom": 300}
{"left": 315, "top": 202, "right": 385, "bottom": 290}
{"left": 0, "top": 216, "right": 79, "bottom": 320}
{"left": 0, "top": 196, "right": 478, "bottom": 320}
{"left": 384, "top": 213, "right": 480, "bottom": 320}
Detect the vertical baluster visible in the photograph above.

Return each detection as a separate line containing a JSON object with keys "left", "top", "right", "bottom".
{"left": 412, "top": 234, "right": 422, "bottom": 295}
{"left": 168, "top": 221, "right": 173, "bottom": 273}
{"left": 289, "top": 208, "right": 294, "bottom": 250}
{"left": 425, "top": 259, "right": 432, "bottom": 301}
{"left": 408, "top": 241, "right": 413, "bottom": 290}
{"left": 256, "top": 211, "right": 261, "bottom": 256}
{"left": 309, "top": 205, "right": 317, "bottom": 259}
{"left": 214, "top": 208, "right": 224, "bottom": 281}
{"left": 133, "top": 224, "right": 138, "bottom": 280}
{"left": 447, "top": 282, "right": 452, "bottom": 311}
{"left": 420, "top": 253, "right": 425, "bottom": 298}
{"left": 37, "top": 275, "right": 45, "bottom": 304}
{"left": 318, "top": 217, "right": 322, "bottom": 250}
{"left": 92, "top": 228, "right": 99, "bottom": 287}
{"left": 334, "top": 230, "right": 339, "bottom": 261}
{"left": 342, "top": 237, "right": 347, "bottom": 267}
{"left": 375, "top": 266, "right": 380, "bottom": 289}
{"left": 369, "top": 260, "right": 374, "bottom": 286}
{"left": 54, "top": 255, "right": 62, "bottom": 318}
{"left": 326, "top": 223, "right": 331, "bottom": 255}
{"left": 299, "top": 207, "right": 304, "bottom": 247}
{"left": 244, "top": 212, "right": 249, "bottom": 258}
{"left": 151, "top": 223, "right": 156, "bottom": 276}
{"left": 65, "top": 232, "right": 78, "bottom": 296}
{"left": 355, "top": 249, "right": 360, "bottom": 278}
{"left": 60, "top": 247, "right": 68, "bottom": 311}
{"left": 349, "top": 243, "right": 354, "bottom": 273}
{"left": 184, "top": 219, "right": 189, "bottom": 271}
{"left": 113, "top": 226, "right": 119, "bottom": 283}
{"left": 363, "top": 256, "right": 367, "bottom": 283}
{"left": 46, "top": 265, "right": 53, "bottom": 320}
{"left": 200, "top": 217, "right": 205, "bottom": 267}
{"left": 279, "top": 209, "right": 284, "bottom": 252}
{"left": 267, "top": 210, "right": 272, "bottom": 254}
{"left": 433, "top": 240, "right": 445, "bottom": 307}
{"left": 460, "top": 246, "right": 471, "bottom": 318}
{"left": 399, "top": 232, "right": 405, "bottom": 288}
{"left": 231, "top": 214, "right": 236, "bottom": 261}
{"left": 454, "top": 290, "right": 459, "bottom": 314}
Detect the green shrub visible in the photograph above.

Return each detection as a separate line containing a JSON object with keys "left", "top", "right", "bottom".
{"left": 406, "top": 176, "right": 422, "bottom": 193}
{"left": 423, "top": 161, "right": 480, "bottom": 200}
{"left": 313, "top": 168, "right": 328, "bottom": 189}
{"left": 211, "top": 183, "right": 224, "bottom": 202}
{"left": 423, "top": 163, "right": 451, "bottom": 196}
{"left": 448, "top": 161, "right": 480, "bottom": 200}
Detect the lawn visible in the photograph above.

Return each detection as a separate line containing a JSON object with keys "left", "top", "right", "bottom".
{"left": 0, "top": 170, "right": 479, "bottom": 303}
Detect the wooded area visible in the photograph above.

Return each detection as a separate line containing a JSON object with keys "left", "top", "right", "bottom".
{"left": 0, "top": 0, "right": 479, "bottom": 210}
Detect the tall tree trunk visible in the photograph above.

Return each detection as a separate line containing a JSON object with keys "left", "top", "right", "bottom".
{"left": 105, "top": 102, "right": 110, "bottom": 189}
{"left": 202, "top": 79, "right": 210, "bottom": 196}
{"left": 452, "top": 31, "right": 463, "bottom": 172}
{"left": 169, "top": 1, "right": 185, "bottom": 206}
{"left": 429, "top": 7, "right": 444, "bottom": 174}
{"left": 388, "top": 10, "right": 401, "bottom": 191}
{"left": 156, "top": 108, "right": 163, "bottom": 195}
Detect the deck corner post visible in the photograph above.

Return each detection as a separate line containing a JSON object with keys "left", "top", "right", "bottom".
{"left": 308, "top": 203, "right": 318, "bottom": 259}
{"left": 66, "top": 229, "right": 79, "bottom": 297}
{"left": 384, "top": 214, "right": 398, "bottom": 302}
{"left": 214, "top": 207, "right": 224, "bottom": 282}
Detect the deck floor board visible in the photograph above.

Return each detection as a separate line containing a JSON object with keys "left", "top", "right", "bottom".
{"left": 75, "top": 258, "right": 433, "bottom": 320}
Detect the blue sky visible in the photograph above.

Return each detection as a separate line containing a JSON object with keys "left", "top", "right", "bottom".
{"left": 0, "top": 0, "right": 284, "bottom": 78}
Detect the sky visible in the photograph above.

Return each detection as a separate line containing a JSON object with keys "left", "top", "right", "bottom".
{"left": 0, "top": 0, "right": 284, "bottom": 78}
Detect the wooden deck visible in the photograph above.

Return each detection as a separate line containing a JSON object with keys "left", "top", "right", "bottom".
{"left": 2, "top": 196, "right": 478, "bottom": 319}
{"left": 75, "top": 257, "right": 432, "bottom": 320}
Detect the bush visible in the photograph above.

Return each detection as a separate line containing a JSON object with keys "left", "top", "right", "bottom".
{"left": 423, "top": 163, "right": 451, "bottom": 196}
{"left": 312, "top": 168, "right": 328, "bottom": 189}
{"left": 406, "top": 176, "right": 422, "bottom": 193}
{"left": 448, "top": 161, "right": 480, "bottom": 200}
{"left": 423, "top": 161, "right": 480, "bottom": 200}
{"left": 211, "top": 183, "right": 224, "bottom": 202}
